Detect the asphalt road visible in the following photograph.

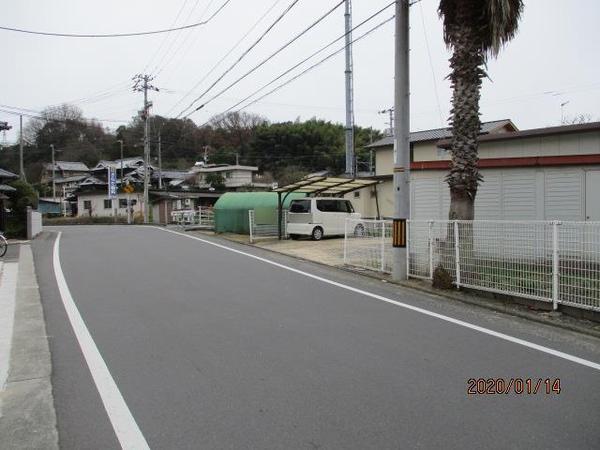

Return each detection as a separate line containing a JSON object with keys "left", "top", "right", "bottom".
{"left": 33, "top": 226, "right": 600, "bottom": 449}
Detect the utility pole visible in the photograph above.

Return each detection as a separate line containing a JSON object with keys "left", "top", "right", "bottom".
{"left": 117, "top": 139, "right": 124, "bottom": 180}
{"left": 19, "top": 115, "right": 25, "bottom": 180}
{"left": 344, "top": 0, "right": 355, "bottom": 178}
{"left": 379, "top": 108, "right": 394, "bottom": 136}
{"left": 50, "top": 144, "right": 56, "bottom": 201}
{"left": 133, "top": 74, "right": 159, "bottom": 223}
{"left": 158, "top": 132, "right": 162, "bottom": 190}
{"left": 392, "top": 0, "right": 410, "bottom": 281}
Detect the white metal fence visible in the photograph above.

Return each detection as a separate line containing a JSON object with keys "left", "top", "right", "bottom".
{"left": 344, "top": 219, "right": 393, "bottom": 273}
{"left": 344, "top": 218, "right": 600, "bottom": 312}
{"left": 171, "top": 207, "right": 214, "bottom": 229}
{"left": 249, "top": 209, "right": 288, "bottom": 243}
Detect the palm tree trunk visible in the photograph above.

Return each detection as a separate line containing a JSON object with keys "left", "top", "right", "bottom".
{"left": 446, "top": 19, "right": 485, "bottom": 221}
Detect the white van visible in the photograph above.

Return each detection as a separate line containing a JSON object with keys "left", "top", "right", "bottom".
{"left": 287, "top": 198, "right": 361, "bottom": 240}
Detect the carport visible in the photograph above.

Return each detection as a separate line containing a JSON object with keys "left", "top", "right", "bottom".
{"left": 273, "top": 176, "right": 380, "bottom": 239}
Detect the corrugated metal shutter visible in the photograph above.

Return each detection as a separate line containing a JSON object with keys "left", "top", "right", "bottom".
{"left": 544, "top": 169, "right": 584, "bottom": 220}
{"left": 475, "top": 170, "right": 502, "bottom": 220}
{"left": 502, "top": 170, "right": 537, "bottom": 219}
{"left": 411, "top": 174, "right": 441, "bottom": 219}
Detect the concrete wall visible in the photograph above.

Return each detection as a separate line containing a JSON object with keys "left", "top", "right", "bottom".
{"left": 26, "top": 207, "right": 42, "bottom": 240}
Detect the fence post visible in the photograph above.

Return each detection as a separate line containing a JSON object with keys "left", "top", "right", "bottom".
{"left": 380, "top": 220, "right": 386, "bottom": 272}
{"left": 552, "top": 220, "right": 560, "bottom": 310}
{"left": 343, "top": 218, "right": 348, "bottom": 265}
{"left": 454, "top": 221, "right": 461, "bottom": 288}
{"left": 249, "top": 210, "right": 254, "bottom": 244}
{"left": 428, "top": 220, "right": 433, "bottom": 279}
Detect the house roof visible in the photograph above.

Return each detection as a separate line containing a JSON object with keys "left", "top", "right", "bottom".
{"left": 366, "top": 119, "right": 517, "bottom": 149}
{"left": 151, "top": 170, "right": 188, "bottom": 180}
{"left": 436, "top": 120, "right": 600, "bottom": 148}
{"left": 79, "top": 176, "right": 106, "bottom": 185}
{"left": 92, "top": 157, "right": 145, "bottom": 170}
{"left": 46, "top": 161, "right": 90, "bottom": 172}
{"left": 0, "top": 184, "right": 17, "bottom": 192}
{"left": 0, "top": 167, "right": 19, "bottom": 179}
{"left": 190, "top": 164, "right": 258, "bottom": 173}
{"left": 54, "top": 175, "right": 89, "bottom": 184}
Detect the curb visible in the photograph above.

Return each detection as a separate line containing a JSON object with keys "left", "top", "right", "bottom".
{"left": 193, "top": 230, "right": 600, "bottom": 341}
{"left": 0, "top": 244, "right": 59, "bottom": 449}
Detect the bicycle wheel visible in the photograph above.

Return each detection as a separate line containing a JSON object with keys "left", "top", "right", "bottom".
{"left": 0, "top": 235, "right": 7, "bottom": 258}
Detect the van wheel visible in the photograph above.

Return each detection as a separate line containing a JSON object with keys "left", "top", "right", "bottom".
{"left": 354, "top": 224, "right": 365, "bottom": 237}
{"left": 311, "top": 227, "right": 324, "bottom": 241}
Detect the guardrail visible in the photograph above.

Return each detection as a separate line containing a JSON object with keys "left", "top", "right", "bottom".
{"left": 344, "top": 218, "right": 600, "bottom": 312}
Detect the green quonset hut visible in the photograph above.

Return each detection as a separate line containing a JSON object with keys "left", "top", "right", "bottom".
{"left": 214, "top": 192, "right": 305, "bottom": 234}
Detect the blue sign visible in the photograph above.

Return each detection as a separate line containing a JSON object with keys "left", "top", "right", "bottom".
{"left": 108, "top": 168, "right": 117, "bottom": 198}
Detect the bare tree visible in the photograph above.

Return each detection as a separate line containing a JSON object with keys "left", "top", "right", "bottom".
{"left": 208, "top": 111, "right": 268, "bottom": 160}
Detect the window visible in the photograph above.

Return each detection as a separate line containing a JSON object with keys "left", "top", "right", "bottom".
{"left": 290, "top": 200, "right": 311, "bottom": 213}
{"left": 104, "top": 199, "right": 112, "bottom": 209}
{"left": 317, "top": 200, "right": 354, "bottom": 213}
{"left": 83, "top": 200, "right": 91, "bottom": 210}
{"left": 225, "top": 172, "right": 232, "bottom": 179}
{"left": 353, "top": 191, "right": 360, "bottom": 198}
{"left": 119, "top": 199, "right": 128, "bottom": 208}
{"left": 342, "top": 200, "right": 355, "bottom": 213}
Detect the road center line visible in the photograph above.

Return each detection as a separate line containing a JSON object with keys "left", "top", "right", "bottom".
{"left": 155, "top": 226, "right": 600, "bottom": 372}
{"left": 52, "top": 232, "right": 150, "bottom": 450}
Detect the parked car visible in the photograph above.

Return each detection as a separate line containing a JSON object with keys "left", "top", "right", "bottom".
{"left": 287, "top": 198, "right": 362, "bottom": 240}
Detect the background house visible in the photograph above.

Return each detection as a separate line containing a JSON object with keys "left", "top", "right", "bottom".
{"left": 42, "top": 161, "right": 89, "bottom": 184}
{"left": 188, "top": 163, "right": 274, "bottom": 190}
{"left": 353, "top": 120, "right": 600, "bottom": 221}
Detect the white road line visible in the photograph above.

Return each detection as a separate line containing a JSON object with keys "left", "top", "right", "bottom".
{"left": 155, "top": 226, "right": 600, "bottom": 372}
{"left": 53, "top": 232, "right": 150, "bottom": 450}
{"left": 0, "top": 262, "right": 19, "bottom": 391}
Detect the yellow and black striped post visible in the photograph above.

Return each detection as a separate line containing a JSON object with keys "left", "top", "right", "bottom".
{"left": 392, "top": 218, "right": 407, "bottom": 248}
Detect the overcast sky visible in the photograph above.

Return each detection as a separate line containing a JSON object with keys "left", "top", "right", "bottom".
{"left": 1, "top": 0, "right": 599, "bottom": 145}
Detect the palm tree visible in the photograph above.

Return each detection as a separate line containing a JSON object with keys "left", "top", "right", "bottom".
{"left": 438, "top": 0, "right": 523, "bottom": 219}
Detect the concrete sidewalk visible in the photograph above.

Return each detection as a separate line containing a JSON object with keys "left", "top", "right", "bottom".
{"left": 0, "top": 244, "right": 58, "bottom": 449}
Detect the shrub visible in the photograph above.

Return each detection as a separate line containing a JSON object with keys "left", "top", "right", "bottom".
{"left": 5, "top": 180, "right": 38, "bottom": 238}
{"left": 432, "top": 264, "right": 454, "bottom": 290}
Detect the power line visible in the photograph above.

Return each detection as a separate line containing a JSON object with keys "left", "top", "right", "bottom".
{"left": 0, "top": 105, "right": 131, "bottom": 124}
{"left": 142, "top": 0, "right": 191, "bottom": 72}
{"left": 151, "top": 0, "right": 215, "bottom": 76}
{"left": 176, "top": 0, "right": 306, "bottom": 118}
{"left": 418, "top": 1, "right": 444, "bottom": 127}
{"left": 209, "top": 2, "right": 395, "bottom": 119}
{"left": 165, "top": 0, "right": 284, "bottom": 116}
{"left": 201, "top": 15, "right": 395, "bottom": 126}
{"left": 0, "top": 0, "right": 232, "bottom": 38}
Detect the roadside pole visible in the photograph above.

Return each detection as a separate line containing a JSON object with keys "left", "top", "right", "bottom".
{"left": 392, "top": 0, "right": 410, "bottom": 281}
{"left": 19, "top": 115, "right": 25, "bottom": 180}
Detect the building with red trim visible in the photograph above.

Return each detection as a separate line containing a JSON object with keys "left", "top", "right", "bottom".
{"left": 350, "top": 120, "right": 600, "bottom": 221}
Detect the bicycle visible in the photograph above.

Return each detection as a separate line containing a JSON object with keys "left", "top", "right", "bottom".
{"left": 0, "top": 232, "right": 7, "bottom": 257}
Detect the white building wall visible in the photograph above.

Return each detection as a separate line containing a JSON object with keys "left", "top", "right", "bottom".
{"left": 77, "top": 193, "right": 144, "bottom": 218}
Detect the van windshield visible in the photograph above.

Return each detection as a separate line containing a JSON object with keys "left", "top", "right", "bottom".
{"left": 290, "top": 200, "right": 311, "bottom": 213}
